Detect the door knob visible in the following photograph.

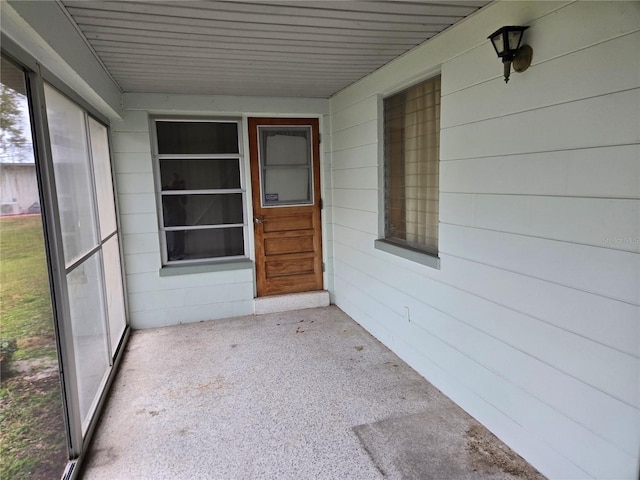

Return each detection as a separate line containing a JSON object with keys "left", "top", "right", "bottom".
{"left": 254, "top": 217, "right": 264, "bottom": 224}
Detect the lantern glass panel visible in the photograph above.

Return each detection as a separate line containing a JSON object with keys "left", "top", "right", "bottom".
{"left": 507, "top": 30, "right": 523, "bottom": 51}
{"left": 491, "top": 34, "right": 504, "bottom": 55}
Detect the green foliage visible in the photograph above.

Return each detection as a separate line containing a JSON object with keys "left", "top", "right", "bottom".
{"left": 0, "top": 84, "right": 27, "bottom": 154}
{"left": 0, "top": 215, "right": 54, "bottom": 342}
{"left": 0, "top": 215, "right": 67, "bottom": 479}
{"left": 0, "top": 377, "right": 67, "bottom": 480}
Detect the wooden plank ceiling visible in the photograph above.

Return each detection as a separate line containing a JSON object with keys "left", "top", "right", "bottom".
{"left": 60, "top": 1, "right": 489, "bottom": 98}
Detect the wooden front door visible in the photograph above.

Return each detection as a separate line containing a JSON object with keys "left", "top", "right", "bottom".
{"left": 248, "top": 117, "right": 323, "bottom": 297}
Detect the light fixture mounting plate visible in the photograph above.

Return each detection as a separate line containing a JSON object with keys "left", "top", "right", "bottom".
{"left": 513, "top": 45, "right": 533, "bottom": 73}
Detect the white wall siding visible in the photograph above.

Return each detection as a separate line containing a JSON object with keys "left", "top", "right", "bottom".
{"left": 112, "top": 93, "right": 329, "bottom": 329}
{"left": 328, "top": 1, "right": 640, "bottom": 478}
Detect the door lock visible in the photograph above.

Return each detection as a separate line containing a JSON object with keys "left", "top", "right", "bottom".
{"left": 254, "top": 217, "right": 265, "bottom": 224}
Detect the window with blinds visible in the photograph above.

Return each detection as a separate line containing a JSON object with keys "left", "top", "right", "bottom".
{"left": 383, "top": 75, "right": 441, "bottom": 256}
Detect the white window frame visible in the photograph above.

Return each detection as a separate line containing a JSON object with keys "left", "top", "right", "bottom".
{"left": 151, "top": 117, "right": 249, "bottom": 266}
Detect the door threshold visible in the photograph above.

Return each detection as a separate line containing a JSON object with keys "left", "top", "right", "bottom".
{"left": 254, "top": 290, "right": 330, "bottom": 315}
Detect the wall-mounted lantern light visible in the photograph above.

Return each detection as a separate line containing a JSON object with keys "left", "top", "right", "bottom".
{"left": 488, "top": 26, "right": 533, "bottom": 83}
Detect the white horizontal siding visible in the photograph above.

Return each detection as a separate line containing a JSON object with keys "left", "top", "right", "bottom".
{"left": 332, "top": 143, "right": 379, "bottom": 170}
{"left": 331, "top": 118, "right": 378, "bottom": 152}
{"left": 114, "top": 173, "right": 155, "bottom": 194}
{"left": 439, "top": 254, "right": 639, "bottom": 359}
{"left": 113, "top": 153, "right": 153, "bottom": 174}
{"left": 121, "top": 232, "right": 158, "bottom": 255}
{"left": 126, "top": 268, "right": 251, "bottom": 294}
{"left": 441, "top": 194, "right": 640, "bottom": 253}
{"left": 328, "top": 1, "right": 640, "bottom": 478}
{"left": 128, "top": 280, "right": 253, "bottom": 312}
{"left": 333, "top": 206, "right": 378, "bottom": 236}
{"left": 123, "top": 252, "right": 159, "bottom": 275}
{"left": 332, "top": 166, "right": 378, "bottom": 191}
{"left": 129, "top": 299, "right": 254, "bottom": 330}
{"left": 440, "top": 145, "right": 640, "bottom": 199}
{"left": 441, "top": 89, "right": 639, "bottom": 161}
{"left": 441, "top": 224, "right": 639, "bottom": 304}
{"left": 117, "top": 193, "right": 156, "bottom": 216}
{"left": 111, "top": 131, "right": 151, "bottom": 154}
{"left": 332, "top": 189, "right": 378, "bottom": 213}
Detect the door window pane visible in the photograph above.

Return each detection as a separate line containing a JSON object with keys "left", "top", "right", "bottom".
{"left": 259, "top": 127, "right": 312, "bottom": 206}
{"left": 263, "top": 169, "right": 310, "bottom": 204}
{"left": 88, "top": 118, "right": 117, "bottom": 238}
{"left": 45, "top": 85, "right": 98, "bottom": 266}
{"left": 67, "top": 253, "right": 109, "bottom": 430}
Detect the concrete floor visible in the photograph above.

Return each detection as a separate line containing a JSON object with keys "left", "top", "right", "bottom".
{"left": 81, "top": 306, "right": 544, "bottom": 480}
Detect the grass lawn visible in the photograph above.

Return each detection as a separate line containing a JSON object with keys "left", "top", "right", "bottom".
{"left": 0, "top": 214, "right": 68, "bottom": 480}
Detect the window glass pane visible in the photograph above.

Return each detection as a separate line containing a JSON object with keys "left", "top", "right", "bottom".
{"left": 67, "top": 253, "right": 109, "bottom": 431}
{"left": 88, "top": 118, "right": 117, "bottom": 238}
{"left": 102, "top": 236, "right": 126, "bottom": 357}
{"left": 259, "top": 126, "right": 312, "bottom": 205}
{"left": 167, "top": 227, "right": 244, "bottom": 261}
{"left": 156, "top": 121, "right": 239, "bottom": 154}
{"left": 162, "top": 193, "right": 243, "bottom": 227}
{"left": 263, "top": 168, "right": 310, "bottom": 204}
{"left": 384, "top": 76, "right": 440, "bottom": 254}
{"left": 261, "top": 128, "right": 310, "bottom": 166}
{"left": 160, "top": 159, "right": 240, "bottom": 190}
{"left": 45, "top": 84, "right": 98, "bottom": 266}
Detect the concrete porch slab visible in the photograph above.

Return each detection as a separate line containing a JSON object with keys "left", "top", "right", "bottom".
{"left": 254, "top": 290, "right": 330, "bottom": 315}
{"left": 80, "top": 306, "right": 544, "bottom": 480}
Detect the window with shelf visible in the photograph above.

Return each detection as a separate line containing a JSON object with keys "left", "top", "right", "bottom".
{"left": 153, "top": 119, "right": 247, "bottom": 264}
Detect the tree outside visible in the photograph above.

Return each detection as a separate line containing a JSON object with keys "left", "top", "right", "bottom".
{"left": 0, "top": 84, "right": 29, "bottom": 163}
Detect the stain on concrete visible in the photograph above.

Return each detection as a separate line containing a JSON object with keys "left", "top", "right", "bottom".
{"left": 465, "top": 424, "right": 545, "bottom": 479}
{"left": 354, "top": 410, "right": 547, "bottom": 480}
{"left": 88, "top": 447, "right": 119, "bottom": 468}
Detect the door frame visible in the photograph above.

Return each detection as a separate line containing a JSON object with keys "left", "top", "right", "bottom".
{"left": 247, "top": 117, "right": 323, "bottom": 297}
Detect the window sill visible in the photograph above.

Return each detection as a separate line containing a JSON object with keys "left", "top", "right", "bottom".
{"left": 159, "top": 258, "right": 253, "bottom": 277}
{"left": 374, "top": 239, "right": 440, "bottom": 269}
